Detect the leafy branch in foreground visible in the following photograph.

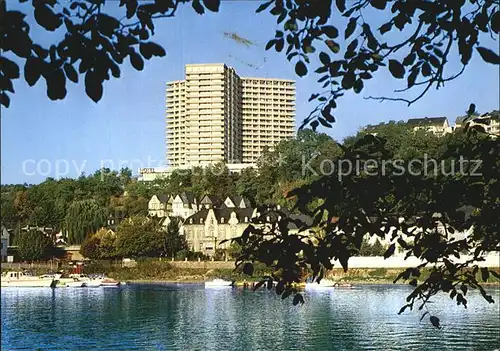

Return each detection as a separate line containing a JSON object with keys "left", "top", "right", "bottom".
{"left": 260, "top": 0, "right": 499, "bottom": 128}
{"left": 233, "top": 120, "right": 499, "bottom": 327}
{"left": 2, "top": 0, "right": 498, "bottom": 114}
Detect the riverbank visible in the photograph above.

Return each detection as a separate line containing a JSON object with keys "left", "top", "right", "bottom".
{"left": 4, "top": 260, "right": 499, "bottom": 286}
{"left": 104, "top": 263, "right": 500, "bottom": 286}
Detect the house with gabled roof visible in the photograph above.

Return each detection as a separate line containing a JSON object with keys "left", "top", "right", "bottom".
{"left": 199, "top": 195, "right": 223, "bottom": 209}
{"left": 221, "top": 196, "right": 252, "bottom": 209}
{"left": 170, "top": 192, "right": 199, "bottom": 219}
{"left": 183, "top": 207, "right": 254, "bottom": 255}
{"left": 148, "top": 194, "right": 170, "bottom": 218}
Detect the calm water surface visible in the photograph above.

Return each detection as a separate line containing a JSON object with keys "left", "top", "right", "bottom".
{"left": 1, "top": 284, "right": 499, "bottom": 350}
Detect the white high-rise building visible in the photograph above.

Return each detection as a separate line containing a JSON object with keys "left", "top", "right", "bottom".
{"left": 165, "top": 63, "right": 295, "bottom": 167}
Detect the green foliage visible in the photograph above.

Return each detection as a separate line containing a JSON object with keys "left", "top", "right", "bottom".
{"left": 16, "top": 230, "right": 54, "bottom": 261}
{"left": 80, "top": 235, "right": 101, "bottom": 260}
{"left": 164, "top": 217, "right": 188, "bottom": 258}
{"left": 358, "top": 238, "right": 386, "bottom": 256}
{"left": 238, "top": 126, "right": 499, "bottom": 318}
{"left": 1, "top": 168, "right": 135, "bottom": 234}
{"left": 226, "top": 242, "right": 242, "bottom": 260}
{"left": 65, "top": 199, "right": 107, "bottom": 244}
{"left": 114, "top": 216, "right": 165, "bottom": 258}
{"left": 80, "top": 228, "right": 118, "bottom": 259}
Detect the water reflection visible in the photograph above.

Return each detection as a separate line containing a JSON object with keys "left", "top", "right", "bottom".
{"left": 2, "top": 284, "right": 499, "bottom": 350}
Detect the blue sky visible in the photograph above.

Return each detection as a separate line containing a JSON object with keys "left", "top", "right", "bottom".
{"left": 1, "top": 1, "right": 498, "bottom": 184}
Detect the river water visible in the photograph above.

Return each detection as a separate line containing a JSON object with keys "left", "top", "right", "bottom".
{"left": 1, "top": 284, "right": 499, "bottom": 350}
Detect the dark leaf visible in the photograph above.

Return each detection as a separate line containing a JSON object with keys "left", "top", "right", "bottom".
{"left": 130, "top": 52, "right": 144, "bottom": 71}
{"left": 422, "top": 62, "right": 432, "bottom": 77}
{"left": 275, "top": 38, "right": 284, "bottom": 52}
{"left": 202, "top": 0, "right": 220, "bottom": 12}
{"left": 0, "top": 92, "right": 10, "bottom": 108}
{"left": 322, "top": 26, "right": 339, "bottom": 39}
{"left": 46, "top": 68, "right": 67, "bottom": 100}
{"left": 341, "top": 73, "right": 355, "bottom": 89}
{"left": 492, "top": 11, "right": 500, "bottom": 33}
{"left": 85, "top": 70, "right": 103, "bottom": 103}
{"left": 346, "top": 39, "right": 358, "bottom": 54}
{"left": 388, "top": 59, "right": 405, "bottom": 79}
{"left": 34, "top": 4, "right": 62, "bottom": 31}
{"left": 192, "top": 0, "right": 205, "bottom": 14}
{"left": 353, "top": 78, "right": 363, "bottom": 93}
{"left": 335, "top": 0, "right": 346, "bottom": 12}
{"left": 242, "top": 262, "right": 254, "bottom": 276}
{"left": 321, "top": 108, "right": 335, "bottom": 122}
{"left": 369, "top": 0, "right": 387, "bottom": 10}
{"left": 265, "top": 40, "right": 276, "bottom": 51}
{"left": 154, "top": 0, "right": 175, "bottom": 13}
{"left": 407, "top": 69, "right": 418, "bottom": 88}
{"left": 326, "top": 40, "right": 340, "bottom": 53}
{"left": 0, "top": 75, "right": 14, "bottom": 93}
{"left": 429, "top": 316, "right": 441, "bottom": 329}
{"left": 345, "top": 18, "right": 357, "bottom": 39}
{"left": 63, "top": 63, "right": 78, "bottom": 83}
{"left": 359, "top": 72, "right": 372, "bottom": 79}
{"left": 308, "top": 93, "right": 319, "bottom": 102}
{"left": 256, "top": 1, "right": 273, "bottom": 13}
{"left": 97, "top": 14, "right": 120, "bottom": 37}
{"left": 139, "top": 42, "right": 166, "bottom": 59}
{"left": 24, "top": 58, "right": 43, "bottom": 86}
{"left": 318, "top": 117, "right": 331, "bottom": 128}
{"left": 379, "top": 22, "right": 392, "bottom": 34}
{"left": 295, "top": 61, "right": 307, "bottom": 77}
{"left": 9, "top": 31, "right": 32, "bottom": 58}
{"left": 281, "top": 288, "right": 293, "bottom": 300}
{"left": 467, "top": 103, "right": 477, "bottom": 116}
{"left": 383, "top": 243, "right": 396, "bottom": 259}
{"left": 0, "top": 58, "right": 20, "bottom": 79}
{"left": 275, "top": 281, "right": 285, "bottom": 295}
{"left": 402, "top": 52, "right": 416, "bottom": 66}
{"left": 398, "top": 304, "right": 410, "bottom": 314}
{"left": 480, "top": 267, "right": 489, "bottom": 282}
{"left": 126, "top": 0, "right": 138, "bottom": 18}
{"left": 428, "top": 55, "right": 440, "bottom": 68}
{"left": 292, "top": 293, "right": 304, "bottom": 306}
{"left": 319, "top": 52, "right": 330, "bottom": 65}
{"left": 310, "top": 120, "right": 319, "bottom": 131}
{"left": 476, "top": 47, "right": 500, "bottom": 64}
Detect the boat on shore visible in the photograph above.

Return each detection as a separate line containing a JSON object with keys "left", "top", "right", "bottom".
{"left": 1, "top": 271, "right": 56, "bottom": 288}
{"left": 100, "top": 278, "right": 120, "bottom": 287}
{"left": 305, "top": 279, "right": 336, "bottom": 289}
{"left": 64, "top": 279, "right": 86, "bottom": 288}
{"left": 205, "top": 278, "right": 233, "bottom": 288}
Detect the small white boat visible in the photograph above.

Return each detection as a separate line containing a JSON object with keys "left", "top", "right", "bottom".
{"left": 1, "top": 271, "right": 55, "bottom": 288}
{"left": 69, "top": 274, "right": 104, "bottom": 287}
{"left": 205, "top": 278, "right": 233, "bottom": 288}
{"left": 305, "top": 279, "right": 336, "bottom": 289}
{"left": 100, "top": 278, "right": 120, "bottom": 287}
{"left": 65, "top": 279, "right": 85, "bottom": 288}
{"left": 84, "top": 280, "right": 102, "bottom": 288}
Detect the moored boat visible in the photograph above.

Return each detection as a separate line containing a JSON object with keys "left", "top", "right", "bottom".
{"left": 205, "top": 278, "right": 233, "bottom": 288}
{"left": 1, "top": 271, "right": 56, "bottom": 288}
{"left": 305, "top": 278, "right": 336, "bottom": 289}
{"left": 65, "top": 279, "right": 85, "bottom": 288}
{"left": 100, "top": 278, "right": 120, "bottom": 287}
